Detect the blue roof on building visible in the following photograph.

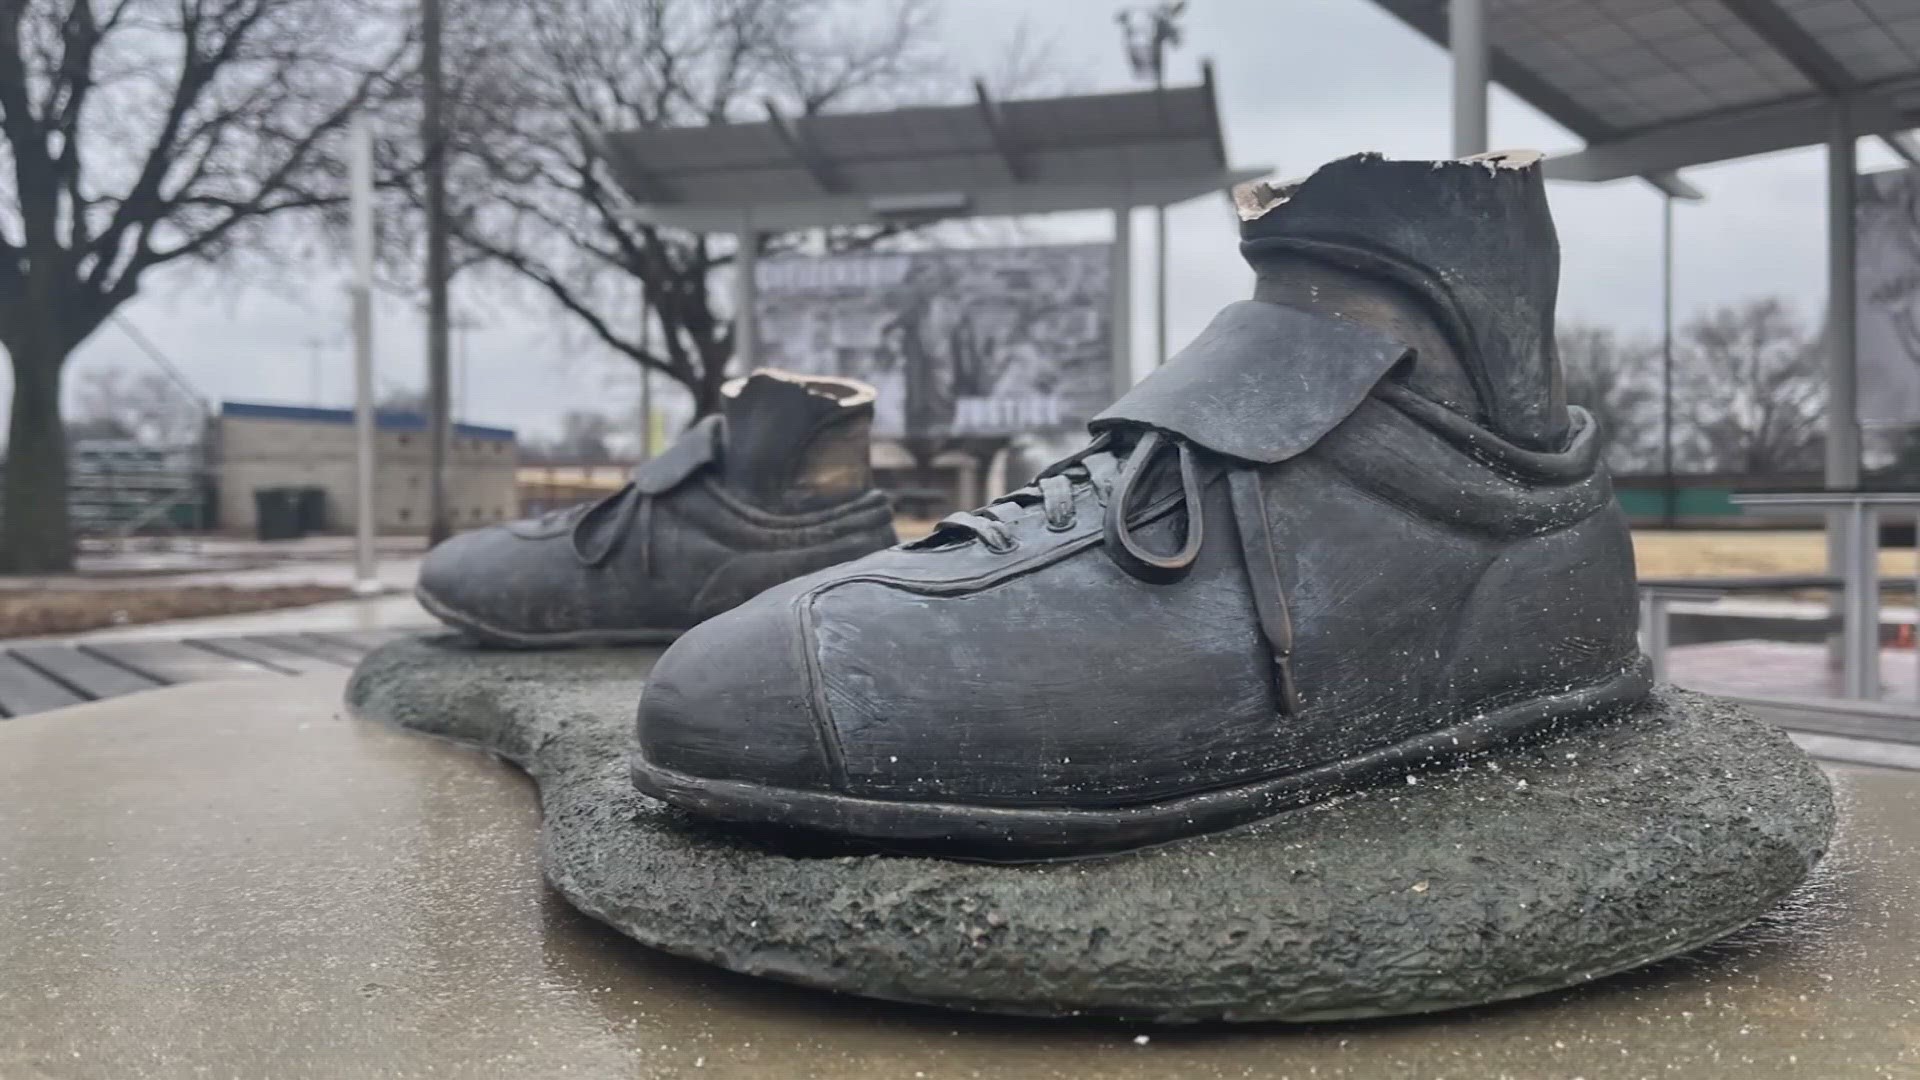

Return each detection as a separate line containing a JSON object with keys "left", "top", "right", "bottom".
{"left": 221, "top": 401, "right": 515, "bottom": 442}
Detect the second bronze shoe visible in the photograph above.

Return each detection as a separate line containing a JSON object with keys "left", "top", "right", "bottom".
{"left": 416, "top": 370, "right": 897, "bottom": 647}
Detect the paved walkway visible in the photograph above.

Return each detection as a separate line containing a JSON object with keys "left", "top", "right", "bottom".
{"left": 2, "top": 675, "right": 1913, "bottom": 1078}
{"left": 0, "top": 628, "right": 420, "bottom": 718}
{"left": 1670, "top": 639, "right": 1920, "bottom": 703}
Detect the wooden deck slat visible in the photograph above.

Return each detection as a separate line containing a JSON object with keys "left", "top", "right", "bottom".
{"left": 252, "top": 633, "right": 365, "bottom": 666}
{"left": 10, "top": 645, "right": 165, "bottom": 701}
{"left": 188, "top": 636, "right": 347, "bottom": 674}
{"left": 0, "top": 653, "right": 85, "bottom": 717}
{"left": 83, "top": 640, "right": 281, "bottom": 685}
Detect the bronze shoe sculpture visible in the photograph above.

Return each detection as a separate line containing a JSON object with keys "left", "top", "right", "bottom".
{"left": 631, "top": 152, "right": 1652, "bottom": 859}
{"left": 416, "top": 370, "right": 896, "bottom": 647}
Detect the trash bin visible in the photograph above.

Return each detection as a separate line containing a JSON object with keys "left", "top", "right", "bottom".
{"left": 296, "top": 486, "right": 328, "bottom": 534}
{"left": 254, "top": 487, "right": 305, "bottom": 542}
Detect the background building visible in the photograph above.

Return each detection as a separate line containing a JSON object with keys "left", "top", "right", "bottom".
{"left": 215, "top": 402, "right": 517, "bottom": 535}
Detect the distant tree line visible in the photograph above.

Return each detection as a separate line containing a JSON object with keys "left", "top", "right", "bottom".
{"left": 1561, "top": 296, "right": 1828, "bottom": 477}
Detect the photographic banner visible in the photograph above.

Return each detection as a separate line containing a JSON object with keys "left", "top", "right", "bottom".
{"left": 752, "top": 243, "right": 1112, "bottom": 440}
{"left": 1859, "top": 165, "right": 1920, "bottom": 425}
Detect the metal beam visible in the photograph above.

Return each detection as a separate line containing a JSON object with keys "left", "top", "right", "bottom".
{"left": 1372, "top": 0, "right": 1616, "bottom": 144}
{"left": 1727, "top": 0, "right": 1854, "bottom": 91}
{"left": 1648, "top": 170, "right": 1705, "bottom": 201}
{"left": 1545, "top": 77, "right": 1920, "bottom": 183}
{"left": 1884, "top": 130, "right": 1920, "bottom": 166}
{"left": 1828, "top": 96, "right": 1861, "bottom": 495}
{"left": 971, "top": 79, "right": 1027, "bottom": 182}
{"left": 763, "top": 102, "right": 845, "bottom": 195}
{"left": 1371, "top": 0, "right": 1697, "bottom": 202}
{"left": 1200, "top": 60, "right": 1228, "bottom": 168}
{"left": 616, "top": 167, "right": 1273, "bottom": 233}
{"left": 1725, "top": 0, "right": 1920, "bottom": 178}
{"left": 1724, "top": 1, "right": 1920, "bottom": 181}
{"left": 590, "top": 130, "right": 676, "bottom": 205}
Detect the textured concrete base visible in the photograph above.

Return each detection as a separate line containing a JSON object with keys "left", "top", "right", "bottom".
{"left": 346, "top": 634, "right": 1835, "bottom": 1024}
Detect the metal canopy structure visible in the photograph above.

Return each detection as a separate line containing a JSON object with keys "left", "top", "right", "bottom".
{"left": 596, "top": 71, "right": 1269, "bottom": 405}
{"left": 1373, "top": 0, "right": 1920, "bottom": 188}
{"left": 598, "top": 69, "right": 1264, "bottom": 233}
{"left": 1374, "top": 0, "right": 1920, "bottom": 492}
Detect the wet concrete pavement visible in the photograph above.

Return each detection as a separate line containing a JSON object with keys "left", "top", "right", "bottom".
{"left": 3, "top": 674, "right": 1917, "bottom": 1078}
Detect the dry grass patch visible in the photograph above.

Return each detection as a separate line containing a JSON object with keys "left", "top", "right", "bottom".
{"left": 1631, "top": 529, "right": 1919, "bottom": 580}
{"left": 0, "top": 585, "right": 352, "bottom": 640}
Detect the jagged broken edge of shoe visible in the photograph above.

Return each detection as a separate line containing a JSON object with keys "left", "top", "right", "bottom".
{"left": 725, "top": 367, "right": 877, "bottom": 408}
{"left": 1232, "top": 149, "right": 1547, "bottom": 222}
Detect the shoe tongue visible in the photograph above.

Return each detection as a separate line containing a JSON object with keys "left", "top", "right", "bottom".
{"left": 631, "top": 415, "right": 721, "bottom": 495}
{"left": 1090, "top": 301, "right": 1408, "bottom": 465}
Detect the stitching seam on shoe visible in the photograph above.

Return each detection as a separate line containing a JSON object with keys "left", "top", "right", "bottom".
{"left": 793, "top": 588, "right": 851, "bottom": 785}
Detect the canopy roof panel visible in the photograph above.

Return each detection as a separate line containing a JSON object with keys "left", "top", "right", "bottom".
{"left": 595, "top": 71, "right": 1267, "bottom": 232}
{"left": 1370, "top": 0, "right": 1920, "bottom": 185}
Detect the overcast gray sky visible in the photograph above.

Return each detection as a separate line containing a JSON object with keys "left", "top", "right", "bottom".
{"left": 37, "top": 0, "right": 1905, "bottom": 442}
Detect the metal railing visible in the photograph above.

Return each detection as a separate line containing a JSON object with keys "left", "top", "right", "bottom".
{"left": 1731, "top": 492, "right": 1920, "bottom": 702}
{"left": 1634, "top": 492, "right": 1920, "bottom": 707}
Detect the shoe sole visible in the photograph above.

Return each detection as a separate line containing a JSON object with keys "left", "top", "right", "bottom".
{"left": 415, "top": 587, "right": 686, "bottom": 649}
{"left": 631, "top": 657, "right": 1655, "bottom": 862}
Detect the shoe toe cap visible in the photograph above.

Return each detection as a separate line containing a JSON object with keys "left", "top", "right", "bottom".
{"left": 635, "top": 592, "right": 836, "bottom": 793}
{"left": 415, "top": 528, "right": 498, "bottom": 618}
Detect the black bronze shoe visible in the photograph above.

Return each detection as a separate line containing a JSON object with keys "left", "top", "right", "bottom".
{"left": 632, "top": 152, "right": 1651, "bottom": 859}
{"left": 417, "top": 370, "right": 897, "bottom": 647}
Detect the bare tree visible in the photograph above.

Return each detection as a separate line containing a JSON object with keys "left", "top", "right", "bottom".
{"left": 427, "top": 0, "right": 946, "bottom": 420}
{"left": 1674, "top": 297, "right": 1826, "bottom": 475}
{"left": 0, "top": 0, "right": 409, "bottom": 571}
{"left": 523, "top": 407, "right": 615, "bottom": 464}
{"left": 1557, "top": 322, "right": 1661, "bottom": 474}
{"left": 69, "top": 365, "right": 202, "bottom": 444}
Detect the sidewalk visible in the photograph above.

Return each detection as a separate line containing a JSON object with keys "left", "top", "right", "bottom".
{"left": 0, "top": 535, "right": 431, "bottom": 590}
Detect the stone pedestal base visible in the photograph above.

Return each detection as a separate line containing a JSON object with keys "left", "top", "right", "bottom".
{"left": 346, "top": 634, "right": 1833, "bottom": 1023}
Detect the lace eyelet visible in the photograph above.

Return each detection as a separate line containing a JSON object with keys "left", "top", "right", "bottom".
{"left": 982, "top": 535, "right": 1019, "bottom": 554}
{"left": 1045, "top": 515, "right": 1076, "bottom": 533}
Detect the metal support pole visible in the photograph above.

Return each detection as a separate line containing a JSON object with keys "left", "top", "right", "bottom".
{"left": 1661, "top": 193, "right": 1677, "bottom": 527}
{"left": 1112, "top": 206, "right": 1134, "bottom": 401}
{"left": 422, "top": 0, "right": 452, "bottom": 546}
{"left": 734, "top": 232, "right": 760, "bottom": 370}
{"left": 1844, "top": 498, "right": 1881, "bottom": 699}
{"left": 1450, "top": 0, "right": 1489, "bottom": 157}
{"left": 1828, "top": 98, "right": 1862, "bottom": 491}
{"left": 1638, "top": 591, "right": 1670, "bottom": 684}
{"left": 348, "top": 118, "right": 380, "bottom": 597}
{"left": 1155, "top": 202, "right": 1168, "bottom": 367}
{"left": 1828, "top": 97, "right": 1863, "bottom": 681}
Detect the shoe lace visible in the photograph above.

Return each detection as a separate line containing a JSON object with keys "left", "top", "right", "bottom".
{"left": 930, "top": 429, "right": 1206, "bottom": 583}
{"left": 932, "top": 427, "right": 1296, "bottom": 714}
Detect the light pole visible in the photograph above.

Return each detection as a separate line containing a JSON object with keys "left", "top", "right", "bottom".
{"left": 1661, "top": 192, "right": 1676, "bottom": 527}
{"left": 1119, "top": 2, "right": 1185, "bottom": 368}
{"left": 305, "top": 334, "right": 326, "bottom": 406}
{"left": 349, "top": 117, "right": 380, "bottom": 595}
{"left": 450, "top": 309, "right": 482, "bottom": 422}
{"left": 422, "top": 0, "right": 452, "bottom": 544}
